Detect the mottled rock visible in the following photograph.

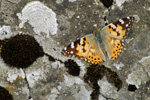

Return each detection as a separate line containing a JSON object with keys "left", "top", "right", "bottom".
{"left": 0, "top": 0, "right": 149, "bottom": 100}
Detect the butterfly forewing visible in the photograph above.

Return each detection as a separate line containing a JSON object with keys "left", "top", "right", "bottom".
{"left": 103, "top": 16, "right": 135, "bottom": 60}
{"left": 61, "top": 34, "right": 105, "bottom": 64}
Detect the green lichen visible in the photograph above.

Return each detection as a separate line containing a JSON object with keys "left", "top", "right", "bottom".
{"left": 1, "top": 34, "right": 44, "bottom": 68}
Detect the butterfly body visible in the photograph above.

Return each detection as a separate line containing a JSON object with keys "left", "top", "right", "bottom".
{"left": 62, "top": 16, "right": 135, "bottom": 64}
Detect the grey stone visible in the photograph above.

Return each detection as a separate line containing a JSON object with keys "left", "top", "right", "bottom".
{"left": 0, "top": 0, "right": 149, "bottom": 100}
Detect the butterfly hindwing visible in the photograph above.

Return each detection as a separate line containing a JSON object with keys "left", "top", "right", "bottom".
{"left": 61, "top": 34, "right": 105, "bottom": 64}
{"left": 102, "top": 16, "right": 135, "bottom": 60}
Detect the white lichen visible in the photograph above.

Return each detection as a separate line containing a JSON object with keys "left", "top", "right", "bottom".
{"left": 51, "top": 61, "right": 64, "bottom": 69}
{"left": 56, "top": 0, "right": 64, "bottom": 4}
{"left": 115, "top": 0, "right": 129, "bottom": 7}
{"left": 17, "top": 1, "right": 58, "bottom": 37}
{"left": 133, "top": 15, "right": 140, "bottom": 23}
{"left": 26, "top": 68, "right": 45, "bottom": 88}
{"left": 126, "top": 55, "right": 150, "bottom": 88}
{"left": 147, "top": 7, "right": 150, "bottom": 11}
{"left": 114, "top": 0, "right": 132, "bottom": 9}
{"left": 65, "top": 9, "right": 75, "bottom": 19}
{"left": 138, "top": 55, "right": 150, "bottom": 77}
{"left": 126, "top": 62, "right": 149, "bottom": 88}
{"left": 73, "top": 86, "right": 92, "bottom": 100}
{"left": 63, "top": 74, "right": 84, "bottom": 87}
{"left": 0, "top": 25, "right": 12, "bottom": 39}
{"left": 113, "top": 62, "right": 124, "bottom": 70}
{"left": 98, "top": 77, "right": 118, "bottom": 99}
{"left": 69, "top": 0, "right": 77, "bottom": 2}
{"left": 139, "top": 55, "right": 150, "bottom": 65}
{"left": 21, "top": 86, "right": 30, "bottom": 97}
{"left": 99, "top": 95, "right": 107, "bottom": 100}
{"left": 7, "top": 68, "right": 25, "bottom": 83}
{"left": 25, "top": 57, "right": 47, "bottom": 88}
{"left": 46, "top": 86, "right": 61, "bottom": 100}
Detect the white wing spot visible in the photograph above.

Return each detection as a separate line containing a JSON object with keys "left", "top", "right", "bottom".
{"left": 80, "top": 38, "right": 83, "bottom": 44}
{"left": 64, "top": 47, "right": 67, "bottom": 50}
{"left": 67, "top": 51, "right": 70, "bottom": 54}
{"left": 71, "top": 42, "right": 75, "bottom": 48}
{"left": 121, "top": 40, "right": 124, "bottom": 42}
{"left": 125, "top": 24, "right": 129, "bottom": 27}
{"left": 119, "top": 19, "right": 124, "bottom": 24}
{"left": 129, "top": 21, "right": 131, "bottom": 25}
{"left": 70, "top": 51, "right": 73, "bottom": 54}
{"left": 127, "top": 17, "right": 130, "bottom": 19}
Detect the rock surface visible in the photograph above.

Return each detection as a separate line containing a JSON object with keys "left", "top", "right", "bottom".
{"left": 0, "top": 0, "right": 150, "bottom": 100}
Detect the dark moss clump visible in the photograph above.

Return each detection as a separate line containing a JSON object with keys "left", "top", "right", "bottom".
{"left": 1, "top": 34, "right": 44, "bottom": 68}
{"left": 90, "top": 89, "right": 100, "bottom": 100}
{"left": 84, "top": 64, "right": 105, "bottom": 100}
{"left": 100, "top": 0, "right": 113, "bottom": 8}
{"left": 84, "top": 64, "right": 122, "bottom": 100}
{"left": 64, "top": 59, "right": 80, "bottom": 76}
{"left": 0, "top": 86, "right": 13, "bottom": 100}
{"left": 0, "top": 39, "right": 9, "bottom": 50}
{"left": 128, "top": 84, "right": 137, "bottom": 92}
{"left": 105, "top": 68, "right": 122, "bottom": 91}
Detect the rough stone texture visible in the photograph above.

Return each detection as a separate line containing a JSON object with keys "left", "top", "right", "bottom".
{"left": 0, "top": 0, "right": 150, "bottom": 100}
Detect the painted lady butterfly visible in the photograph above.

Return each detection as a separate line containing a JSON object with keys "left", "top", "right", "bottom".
{"left": 62, "top": 16, "right": 135, "bottom": 64}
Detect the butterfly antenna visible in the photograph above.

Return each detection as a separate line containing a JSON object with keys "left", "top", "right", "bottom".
{"left": 104, "top": 16, "right": 108, "bottom": 26}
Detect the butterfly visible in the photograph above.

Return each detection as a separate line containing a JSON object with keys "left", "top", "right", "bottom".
{"left": 61, "top": 16, "right": 135, "bottom": 64}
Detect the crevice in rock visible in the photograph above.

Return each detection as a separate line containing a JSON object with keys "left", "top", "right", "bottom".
{"left": 22, "top": 69, "right": 32, "bottom": 100}
{"left": 5, "top": 0, "right": 17, "bottom": 4}
{"left": 45, "top": 53, "right": 56, "bottom": 62}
